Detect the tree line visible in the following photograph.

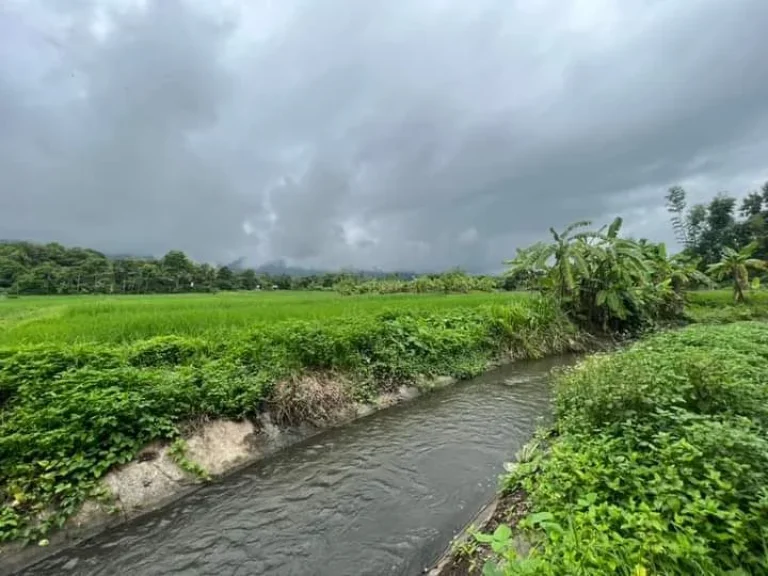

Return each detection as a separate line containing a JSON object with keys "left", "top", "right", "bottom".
{"left": 665, "top": 180, "right": 768, "bottom": 301}
{"left": 665, "top": 181, "right": 768, "bottom": 264}
{"left": 0, "top": 241, "right": 505, "bottom": 296}
{"left": 0, "top": 243, "right": 344, "bottom": 295}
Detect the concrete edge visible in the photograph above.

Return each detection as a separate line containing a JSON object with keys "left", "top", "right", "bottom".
{"left": 425, "top": 496, "right": 499, "bottom": 576}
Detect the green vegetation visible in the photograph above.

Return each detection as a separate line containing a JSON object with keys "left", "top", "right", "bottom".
{"left": 5, "top": 181, "right": 768, "bottom": 558}
{"left": 0, "top": 292, "right": 580, "bottom": 543}
{"left": 0, "top": 240, "right": 503, "bottom": 296}
{"left": 480, "top": 322, "right": 768, "bottom": 575}
{"left": 504, "top": 217, "right": 704, "bottom": 333}
{"left": 664, "top": 181, "right": 768, "bottom": 267}
{"left": 707, "top": 242, "right": 767, "bottom": 303}
{"left": 456, "top": 203, "right": 768, "bottom": 575}
{"left": 0, "top": 291, "right": 525, "bottom": 346}
{"left": 686, "top": 290, "right": 768, "bottom": 324}
{"left": 334, "top": 270, "right": 498, "bottom": 295}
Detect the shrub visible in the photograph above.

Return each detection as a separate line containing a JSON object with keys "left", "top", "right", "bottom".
{"left": 487, "top": 322, "right": 768, "bottom": 575}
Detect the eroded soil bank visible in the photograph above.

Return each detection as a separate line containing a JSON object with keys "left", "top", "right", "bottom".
{"left": 8, "top": 355, "right": 575, "bottom": 576}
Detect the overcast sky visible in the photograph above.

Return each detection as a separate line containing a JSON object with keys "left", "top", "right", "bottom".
{"left": 2, "top": 0, "right": 768, "bottom": 271}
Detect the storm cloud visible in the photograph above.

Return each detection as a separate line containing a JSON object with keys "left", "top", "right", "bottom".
{"left": 2, "top": 0, "right": 768, "bottom": 271}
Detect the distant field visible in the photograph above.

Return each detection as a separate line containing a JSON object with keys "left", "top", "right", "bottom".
{"left": 0, "top": 291, "right": 529, "bottom": 346}
{"left": 685, "top": 289, "right": 768, "bottom": 323}
{"left": 686, "top": 289, "right": 768, "bottom": 307}
{"left": 3, "top": 288, "right": 764, "bottom": 347}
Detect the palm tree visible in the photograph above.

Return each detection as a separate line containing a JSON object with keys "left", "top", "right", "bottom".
{"left": 707, "top": 242, "right": 767, "bottom": 303}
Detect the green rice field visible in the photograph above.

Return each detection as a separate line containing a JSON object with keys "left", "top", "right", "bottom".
{"left": 0, "top": 291, "right": 530, "bottom": 346}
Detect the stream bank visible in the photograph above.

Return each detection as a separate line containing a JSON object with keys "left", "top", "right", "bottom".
{"left": 9, "top": 354, "right": 577, "bottom": 576}
{"left": 429, "top": 321, "right": 768, "bottom": 575}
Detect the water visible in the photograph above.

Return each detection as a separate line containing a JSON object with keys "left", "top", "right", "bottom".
{"left": 17, "top": 355, "right": 574, "bottom": 576}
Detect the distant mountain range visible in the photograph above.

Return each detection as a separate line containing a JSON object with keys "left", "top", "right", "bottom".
{"left": 231, "top": 258, "right": 420, "bottom": 279}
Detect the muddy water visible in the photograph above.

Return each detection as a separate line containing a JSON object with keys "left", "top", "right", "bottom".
{"left": 19, "top": 355, "right": 575, "bottom": 576}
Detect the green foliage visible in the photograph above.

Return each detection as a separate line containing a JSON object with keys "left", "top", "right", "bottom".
{"left": 0, "top": 291, "right": 526, "bottom": 346}
{"left": 0, "top": 240, "right": 434, "bottom": 296}
{"left": 486, "top": 323, "right": 768, "bottom": 575}
{"left": 334, "top": 270, "right": 499, "bottom": 295}
{"left": 504, "top": 218, "right": 691, "bottom": 334}
{"left": 128, "top": 336, "right": 208, "bottom": 367}
{"left": 663, "top": 183, "right": 768, "bottom": 267}
{"left": 685, "top": 290, "right": 768, "bottom": 324}
{"left": 706, "top": 242, "right": 767, "bottom": 303}
{"left": 0, "top": 294, "right": 580, "bottom": 543}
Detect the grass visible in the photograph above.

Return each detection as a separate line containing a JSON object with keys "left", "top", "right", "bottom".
{"left": 0, "top": 291, "right": 529, "bottom": 346}
{"left": 484, "top": 322, "right": 768, "bottom": 575}
{"left": 686, "top": 290, "right": 768, "bottom": 324}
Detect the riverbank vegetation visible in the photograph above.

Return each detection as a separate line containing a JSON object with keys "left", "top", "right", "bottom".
{"left": 0, "top": 292, "right": 581, "bottom": 543}
{"left": 4, "top": 181, "right": 768, "bottom": 555}
{"left": 477, "top": 322, "right": 768, "bottom": 575}
{"left": 438, "top": 202, "right": 768, "bottom": 575}
{"left": 504, "top": 217, "right": 709, "bottom": 334}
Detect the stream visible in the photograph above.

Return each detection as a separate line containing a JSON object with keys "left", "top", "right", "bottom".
{"left": 17, "top": 355, "right": 575, "bottom": 576}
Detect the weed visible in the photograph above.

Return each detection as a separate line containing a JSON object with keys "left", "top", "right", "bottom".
{"left": 168, "top": 439, "right": 210, "bottom": 481}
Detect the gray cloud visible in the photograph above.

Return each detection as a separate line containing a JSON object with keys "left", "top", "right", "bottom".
{"left": 2, "top": 0, "right": 768, "bottom": 271}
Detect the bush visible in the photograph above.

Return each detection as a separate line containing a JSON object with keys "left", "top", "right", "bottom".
{"left": 488, "top": 322, "right": 768, "bottom": 575}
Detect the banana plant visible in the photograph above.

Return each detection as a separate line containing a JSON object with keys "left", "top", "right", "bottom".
{"left": 707, "top": 242, "right": 767, "bottom": 303}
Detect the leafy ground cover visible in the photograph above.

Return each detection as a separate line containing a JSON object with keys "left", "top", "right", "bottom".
{"left": 480, "top": 321, "right": 768, "bottom": 575}
{"left": 0, "top": 292, "right": 578, "bottom": 543}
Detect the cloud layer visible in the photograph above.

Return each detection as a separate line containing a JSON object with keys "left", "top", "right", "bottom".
{"left": 2, "top": 0, "right": 768, "bottom": 271}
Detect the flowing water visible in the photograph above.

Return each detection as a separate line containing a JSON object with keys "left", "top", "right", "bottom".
{"left": 17, "top": 355, "right": 575, "bottom": 576}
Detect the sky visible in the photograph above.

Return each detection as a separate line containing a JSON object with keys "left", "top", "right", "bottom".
{"left": 2, "top": 0, "right": 768, "bottom": 272}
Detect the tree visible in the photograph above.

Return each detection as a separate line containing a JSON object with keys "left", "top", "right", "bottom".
{"left": 215, "top": 266, "right": 235, "bottom": 291}
{"left": 194, "top": 263, "right": 217, "bottom": 292}
{"left": 161, "top": 250, "right": 193, "bottom": 292}
{"left": 0, "top": 257, "right": 24, "bottom": 290}
{"left": 665, "top": 186, "right": 689, "bottom": 246}
{"left": 740, "top": 192, "right": 763, "bottom": 218}
{"left": 686, "top": 203, "right": 708, "bottom": 252}
{"left": 706, "top": 242, "right": 767, "bottom": 303}
{"left": 505, "top": 217, "right": 689, "bottom": 332}
{"left": 238, "top": 269, "right": 258, "bottom": 290}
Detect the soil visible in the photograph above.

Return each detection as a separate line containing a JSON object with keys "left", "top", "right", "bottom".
{"left": 429, "top": 488, "right": 531, "bottom": 576}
